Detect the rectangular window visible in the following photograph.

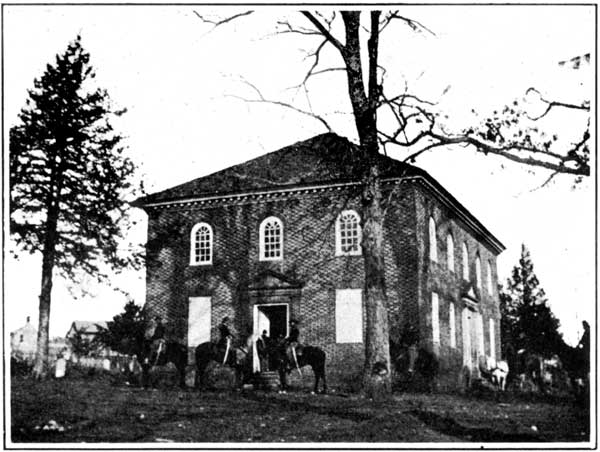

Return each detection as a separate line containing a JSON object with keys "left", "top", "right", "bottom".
{"left": 449, "top": 302, "right": 456, "bottom": 348}
{"left": 489, "top": 318, "right": 496, "bottom": 360}
{"left": 431, "top": 292, "right": 440, "bottom": 344}
{"left": 188, "top": 297, "right": 211, "bottom": 349}
{"left": 335, "top": 289, "right": 363, "bottom": 343}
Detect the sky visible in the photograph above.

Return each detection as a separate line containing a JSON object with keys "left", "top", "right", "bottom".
{"left": 3, "top": 5, "right": 595, "bottom": 345}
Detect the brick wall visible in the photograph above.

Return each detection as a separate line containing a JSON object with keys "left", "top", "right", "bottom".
{"left": 143, "top": 179, "right": 501, "bottom": 391}
{"left": 414, "top": 183, "right": 501, "bottom": 390}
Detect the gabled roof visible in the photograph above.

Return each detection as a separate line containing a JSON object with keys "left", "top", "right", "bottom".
{"left": 134, "top": 133, "right": 505, "bottom": 254}
{"left": 67, "top": 321, "right": 108, "bottom": 336}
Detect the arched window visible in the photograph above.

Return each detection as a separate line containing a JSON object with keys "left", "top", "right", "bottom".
{"left": 336, "top": 210, "right": 361, "bottom": 256}
{"left": 462, "top": 242, "right": 469, "bottom": 281}
{"left": 190, "top": 223, "right": 213, "bottom": 265}
{"left": 260, "top": 216, "right": 283, "bottom": 261}
{"left": 429, "top": 217, "right": 437, "bottom": 262}
{"left": 446, "top": 233, "right": 455, "bottom": 272}
{"left": 486, "top": 260, "right": 494, "bottom": 295}
{"left": 475, "top": 255, "right": 482, "bottom": 289}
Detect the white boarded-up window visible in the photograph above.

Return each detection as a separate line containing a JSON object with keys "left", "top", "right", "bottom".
{"left": 489, "top": 318, "right": 496, "bottom": 360}
{"left": 477, "top": 313, "right": 485, "bottom": 356}
{"left": 188, "top": 297, "right": 211, "bottom": 348}
{"left": 449, "top": 302, "right": 456, "bottom": 348}
{"left": 462, "top": 308, "right": 471, "bottom": 367}
{"left": 336, "top": 289, "right": 363, "bottom": 343}
{"left": 429, "top": 217, "right": 438, "bottom": 262}
{"left": 431, "top": 292, "right": 440, "bottom": 344}
{"left": 447, "top": 234, "right": 455, "bottom": 272}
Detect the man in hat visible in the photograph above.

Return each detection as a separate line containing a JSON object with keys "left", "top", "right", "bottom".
{"left": 145, "top": 315, "right": 166, "bottom": 365}
{"left": 218, "top": 317, "right": 233, "bottom": 364}
{"left": 286, "top": 319, "right": 303, "bottom": 371}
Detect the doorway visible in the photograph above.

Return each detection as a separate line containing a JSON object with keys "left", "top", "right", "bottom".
{"left": 253, "top": 304, "right": 288, "bottom": 340}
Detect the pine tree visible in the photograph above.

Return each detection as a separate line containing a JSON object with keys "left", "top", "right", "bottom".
{"left": 501, "top": 244, "right": 564, "bottom": 357}
{"left": 96, "top": 301, "right": 147, "bottom": 357}
{"left": 9, "top": 35, "right": 141, "bottom": 378}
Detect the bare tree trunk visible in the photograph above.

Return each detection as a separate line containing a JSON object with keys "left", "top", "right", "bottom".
{"left": 361, "top": 166, "right": 392, "bottom": 398}
{"left": 339, "top": 11, "right": 392, "bottom": 398}
{"left": 32, "top": 150, "right": 63, "bottom": 379}
{"left": 32, "top": 206, "right": 58, "bottom": 379}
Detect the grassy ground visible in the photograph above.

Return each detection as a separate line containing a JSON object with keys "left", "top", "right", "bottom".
{"left": 10, "top": 370, "right": 590, "bottom": 444}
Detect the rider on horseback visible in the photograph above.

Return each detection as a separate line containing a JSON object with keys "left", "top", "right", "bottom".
{"left": 285, "top": 319, "right": 303, "bottom": 371}
{"left": 219, "top": 317, "right": 233, "bottom": 364}
{"left": 145, "top": 315, "right": 166, "bottom": 366}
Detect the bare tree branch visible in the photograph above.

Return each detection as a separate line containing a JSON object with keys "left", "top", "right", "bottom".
{"left": 227, "top": 77, "right": 333, "bottom": 132}
{"left": 275, "top": 19, "right": 322, "bottom": 36}
{"left": 193, "top": 10, "right": 254, "bottom": 31}
{"left": 380, "top": 11, "right": 436, "bottom": 36}
{"left": 302, "top": 11, "right": 346, "bottom": 54}
{"left": 525, "top": 87, "right": 590, "bottom": 120}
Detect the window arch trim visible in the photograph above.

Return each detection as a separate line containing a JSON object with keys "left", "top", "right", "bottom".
{"left": 259, "top": 216, "right": 284, "bottom": 261}
{"left": 190, "top": 222, "right": 213, "bottom": 266}
{"left": 336, "top": 210, "right": 362, "bottom": 256}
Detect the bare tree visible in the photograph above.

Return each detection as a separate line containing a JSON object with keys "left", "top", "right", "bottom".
{"left": 194, "top": 9, "right": 590, "bottom": 397}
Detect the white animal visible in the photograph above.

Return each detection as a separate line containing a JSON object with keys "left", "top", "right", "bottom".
{"left": 479, "top": 355, "right": 509, "bottom": 391}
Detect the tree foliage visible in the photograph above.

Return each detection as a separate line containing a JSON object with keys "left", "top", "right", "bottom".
{"left": 500, "top": 244, "right": 565, "bottom": 358}
{"left": 9, "top": 35, "right": 141, "bottom": 378}
{"left": 67, "top": 329, "right": 103, "bottom": 357}
{"left": 97, "top": 301, "right": 147, "bottom": 357}
{"left": 10, "top": 35, "right": 141, "bottom": 281}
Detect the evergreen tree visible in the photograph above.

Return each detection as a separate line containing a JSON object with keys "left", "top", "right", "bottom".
{"left": 97, "top": 301, "right": 147, "bottom": 357}
{"left": 67, "top": 329, "right": 102, "bottom": 357}
{"left": 500, "top": 244, "right": 564, "bottom": 357}
{"left": 9, "top": 35, "right": 141, "bottom": 378}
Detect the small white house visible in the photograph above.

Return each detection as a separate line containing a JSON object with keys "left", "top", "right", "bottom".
{"left": 10, "top": 317, "right": 37, "bottom": 361}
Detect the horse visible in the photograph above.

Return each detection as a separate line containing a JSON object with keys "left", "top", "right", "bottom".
{"left": 194, "top": 336, "right": 256, "bottom": 389}
{"left": 391, "top": 341, "right": 439, "bottom": 392}
{"left": 140, "top": 339, "right": 188, "bottom": 388}
{"left": 478, "top": 355, "right": 509, "bottom": 391}
{"left": 270, "top": 341, "right": 327, "bottom": 393}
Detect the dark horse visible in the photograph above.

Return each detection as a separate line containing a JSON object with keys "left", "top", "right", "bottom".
{"left": 390, "top": 340, "right": 439, "bottom": 392}
{"left": 271, "top": 342, "right": 327, "bottom": 393}
{"left": 140, "top": 340, "right": 188, "bottom": 388}
{"left": 194, "top": 339, "right": 253, "bottom": 389}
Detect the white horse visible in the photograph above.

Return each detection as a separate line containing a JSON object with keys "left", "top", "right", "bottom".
{"left": 479, "top": 355, "right": 509, "bottom": 391}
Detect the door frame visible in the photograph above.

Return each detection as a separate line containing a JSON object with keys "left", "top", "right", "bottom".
{"left": 253, "top": 303, "right": 289, "bottom": 338}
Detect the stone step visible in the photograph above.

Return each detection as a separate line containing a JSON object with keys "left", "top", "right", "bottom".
{"left": 253, "top": 371, "right": 280, "bottom": 390}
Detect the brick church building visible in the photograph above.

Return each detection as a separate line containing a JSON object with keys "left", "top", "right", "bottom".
{"left": 134, "top": 133, "right": 505, "bottom": 390}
